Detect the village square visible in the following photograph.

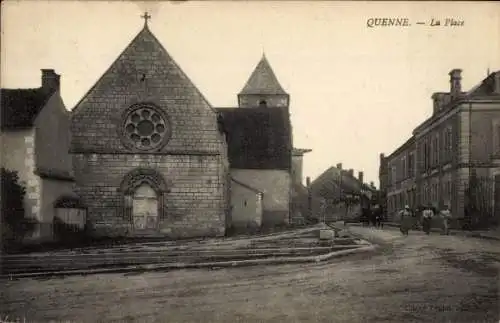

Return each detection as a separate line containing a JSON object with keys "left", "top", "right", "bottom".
{"left": 1, "top": 3, "right": 500, "bottom": 323}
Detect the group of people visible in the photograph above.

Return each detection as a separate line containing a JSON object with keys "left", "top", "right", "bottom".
{"left": 360, "top": 204, "right": 385, "bottom": 228}
{"left": 356, "top": 203, "right": 452, "bottom": 236}
{"left": 399, "top": 204, "right": 452, "bottom": 236}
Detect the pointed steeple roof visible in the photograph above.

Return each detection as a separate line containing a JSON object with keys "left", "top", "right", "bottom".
{"left": 239, "top": 54, "right": 287, "bottom": 95}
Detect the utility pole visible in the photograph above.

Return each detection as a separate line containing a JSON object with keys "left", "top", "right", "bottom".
{"left": 339, "top": 171, "right": 343, "bottom": 221}
{"left": 306, "top": 176, "right": 312, "bottom": 222}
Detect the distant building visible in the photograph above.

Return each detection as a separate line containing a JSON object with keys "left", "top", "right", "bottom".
{"left": 310, "top": 163, "right": 375, "bottom": 222}
{"left": 380, "top": 69, "right": 500, "bottom": 227}
{"left": 378, "top": 153, "right": 388, "bottom": 211}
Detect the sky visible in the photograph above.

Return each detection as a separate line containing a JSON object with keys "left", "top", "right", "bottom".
{"left": 2, "top": 1, "right": 500, "bottom": 186}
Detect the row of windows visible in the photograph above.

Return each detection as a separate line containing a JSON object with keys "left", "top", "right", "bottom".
{"left": 388, "top": 152, "right": 415, "bottom": 185}
{"left": 387, "top": 127, "right": 453, "bottom": 186}
{"left": 495, "top": 125, "right": 500, "bottom": 155}
{"left": 419, "top": 127, "right": 453, "bottom": 172}
{"left": 387, "top": 180, "right": 453, "bottom": 212}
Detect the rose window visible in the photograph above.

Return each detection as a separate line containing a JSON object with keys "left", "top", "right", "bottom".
{"left": 122, "top": 105, "right": 170, "bottom": 151}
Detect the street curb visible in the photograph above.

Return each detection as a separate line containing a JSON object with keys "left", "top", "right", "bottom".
{"left": 0, "top": 245, "right": 377, "bottom": 279}
{"left": 383, "top": 223, "right": 500, "bottom": 241}
{"left": 465, "top": 233, "right": 500, "bottom": 242}
{"left": 347, "top": 222, "right": 500, "bottom": 242}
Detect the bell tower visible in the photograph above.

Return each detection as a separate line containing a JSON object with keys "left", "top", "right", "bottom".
{"left": 238, "top": 54, "right": 289, "bottom": 108}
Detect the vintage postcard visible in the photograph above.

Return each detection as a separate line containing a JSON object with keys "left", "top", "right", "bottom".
{"left": 1, "top": 1, "right": 499, "bottom": 322}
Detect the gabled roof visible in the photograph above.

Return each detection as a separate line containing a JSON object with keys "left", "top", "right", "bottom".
{"left": 1, "top": 88, "right": 53, "bottom": 130}
{"left": 72, "top": 24, "right": 216, "bottom": 114}
{"left": 310, "top": 167, "right": 363, "bottom": 201}
{"left": 217, "top": 106, "right": 292, "bottom": 170}
{"left": 239, "top": 55, "right": 287, "bottom": 95}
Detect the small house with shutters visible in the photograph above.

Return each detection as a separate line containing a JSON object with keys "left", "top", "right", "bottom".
{"left": 1, "top": 69, "right": 83, "bottom": 242}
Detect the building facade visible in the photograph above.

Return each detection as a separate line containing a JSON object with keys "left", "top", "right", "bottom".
{"left": 70, "top": 23, "right": 230, "bottom": 239}
{"left": 381, "top": 69, "right": 500, "bottom": 227}
{"left": 382, "top": 137, "right": 416, "bottom": 221}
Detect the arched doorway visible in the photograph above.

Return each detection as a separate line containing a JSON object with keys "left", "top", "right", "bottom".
{"left": 132, "top": 183, "right": 159, "bottom": 230}
{"left": 119, "top": 168, "right": 168, "bottom": 233}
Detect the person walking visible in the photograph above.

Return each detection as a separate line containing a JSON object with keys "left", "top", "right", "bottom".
{"left": 422, "top": 205, "right": 434, "bottom": 235}
{"left": 440, "top": 204, "right": 452, "bottom": 235}
{"left": 374, "top": 204, "right": 382, "bottom": 228}
{"left": 399, "top": 205, "right": 412, "bottom": 236}
{"left": 370, "top": 207, "right": 377, "bottom": 227}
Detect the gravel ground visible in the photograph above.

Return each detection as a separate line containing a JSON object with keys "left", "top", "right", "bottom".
{"left": 1, "top": 225, "right": 499, "bottom": 323}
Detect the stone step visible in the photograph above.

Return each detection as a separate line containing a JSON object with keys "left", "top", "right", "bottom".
{"left": 2, "top": 245, "right": 359, "bottom": 259}
{"left": 1, "top": 246, "right": 363, "bottom": 274}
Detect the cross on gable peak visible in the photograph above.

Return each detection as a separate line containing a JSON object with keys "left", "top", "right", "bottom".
{"left": 141, "top": 11, "right": 152, "bottom": 26}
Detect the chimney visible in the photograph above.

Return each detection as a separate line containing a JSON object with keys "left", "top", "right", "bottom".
{"left": 348, "top": 169, "right": 354, "bottom": 176}
{"left": 358, "top": 171, "right": 364, "bottom": 184}
{"left": 336, "top": 163, "right": 342, "bottom": 170}
{"left": 494, "top": 72, "right": 500, "bottom": 95}
{"left": 380, "top": 153, "right": 385, "bottom": 160}
{"left": 306, "top": 176, "right": 311, "bottom": 188}
{"left": 432, "top": 93, "right": 440, "bottom": 114}
{"left": 41, "top": 69, "right": 60, "bottom": 93}
{"left": 449, "top": 69, "right": 462, "bottom": 98}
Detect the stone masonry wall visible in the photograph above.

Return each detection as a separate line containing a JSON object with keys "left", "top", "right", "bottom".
{"left": 73, "top": 153, "right": 226, "bottom": 239}
{"left": 238, "top": 94, "right": 289, "bottom": 109}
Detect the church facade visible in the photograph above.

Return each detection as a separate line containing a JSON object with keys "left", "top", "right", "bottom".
{"left": 70, "top": 23, "right": 229, "bottom": 238}
{"left": 69, "top": 20, "right": 301, "bottom": 239}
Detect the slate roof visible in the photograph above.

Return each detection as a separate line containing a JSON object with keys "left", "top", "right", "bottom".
{"left": 414, "top": 70, "right": 500, "bottom": 134}
{"left": 467, "top": 70, "right": 500, "bottom": 97}
{"left": 239, "top": 55, "right": 287, "bottom": 95}
{"left": 1, "top": 88, "right": 52, "bottom": 130}
{"left": 217, "top": 106, "right": 292, "bottom": 170}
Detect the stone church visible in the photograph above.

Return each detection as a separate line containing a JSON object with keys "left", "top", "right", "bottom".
{"left": 69, "top": 18, "right": 307, "bottom": 239}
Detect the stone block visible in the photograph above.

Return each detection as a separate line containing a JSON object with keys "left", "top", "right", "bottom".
{"left": 319, "top": 229, "right": 335, "bottom": 240}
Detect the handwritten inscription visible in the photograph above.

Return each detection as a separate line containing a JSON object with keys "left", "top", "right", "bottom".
{"left": 367, "top": 17, "right": 465, "bottom": 28}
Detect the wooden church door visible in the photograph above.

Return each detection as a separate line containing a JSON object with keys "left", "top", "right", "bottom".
{"left": 132, "top": 183, "right": 159, "bottom": 230}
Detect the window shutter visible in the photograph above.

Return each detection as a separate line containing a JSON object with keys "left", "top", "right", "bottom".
{"left": 496, "top": 125, "right": 500, "bottom": 154}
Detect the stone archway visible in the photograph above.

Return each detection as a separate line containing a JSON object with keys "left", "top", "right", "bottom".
{"left": 119, "top": 168, "right": 168, "bottom": 232}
